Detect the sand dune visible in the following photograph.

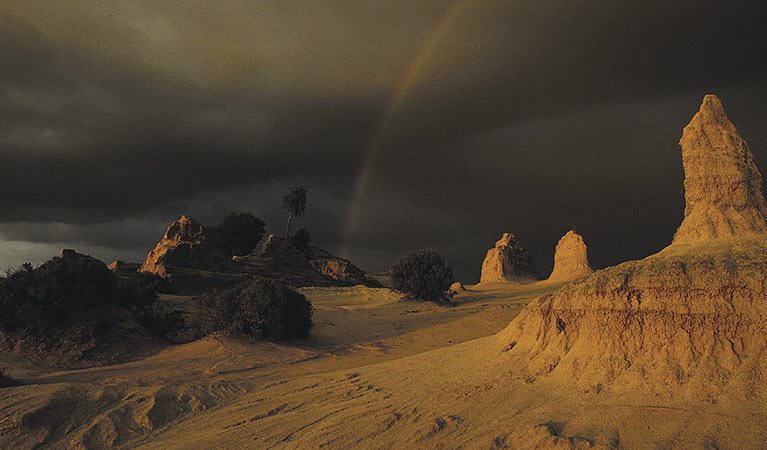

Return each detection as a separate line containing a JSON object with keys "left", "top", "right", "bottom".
{"left": 0, "top": 283, "right": 563, "bottom": 449}
{"left": 3, "top": 279, "right": 759, "bottom": 449}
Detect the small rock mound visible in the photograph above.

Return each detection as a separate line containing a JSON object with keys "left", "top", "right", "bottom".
{"left": 479, "top": 233, "right": 538, "bottom": 284}
{"left": 496, "top": 95, "right": 767, "bottom": 399}
{"left": 673, "top": 94, "right": 767, "bottom": 243}
{"left": 108, "top": 260, "right": 140, "bottom": 275}
{"left": 450, "top": 281, "right": 466, "bottom": 292}
{"left": 139, "top": 216, "right": 229, "bottom": 278}
{"left": 547, "top": 230, "right": 593, "bottom": 282}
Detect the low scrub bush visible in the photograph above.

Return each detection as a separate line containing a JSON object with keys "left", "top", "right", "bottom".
{"left": 390, "top": 249, "right": 454, "bottom": 303}
{"left": 192, "top": 278, "right": 313, "bottom": 341}
{"left": 0, "top": 252, "right": 178, "bottom": 358}
{"left": 0, "top": 256, "right": 118, "bottom": 357}
{"left": 208, "top": 212, "right": 266, "bottom": 257}
{"left": 0, "top": 368, "right": 19, "bottom": 388}
{"left": 290, "top": 227, "right": 311, "bottom": 249}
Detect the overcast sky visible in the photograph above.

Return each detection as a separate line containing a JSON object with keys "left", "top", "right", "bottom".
{"left": 1, "top": 0, "right": 766, "bottom": 281}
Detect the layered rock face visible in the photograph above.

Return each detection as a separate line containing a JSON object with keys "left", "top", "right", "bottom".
{"left": 139, "top": 216, "right": 228, "bottom": 278}
{"left": 497, "top": 95, "right": 767, "bottom": 398}
{"left": 674, "top": 94, "right": 767, "bottom": 243}
{"left": 547, "top": 230, "right": 593, "bottom": 282}
{"left": 479, "top": 233, "right": 539, "bottom": 284}
{"left": 235, "top": 235, "right": 381, "bottom": 288}
{"left": 139, "top": 217, "right": 379, "bottom": 290}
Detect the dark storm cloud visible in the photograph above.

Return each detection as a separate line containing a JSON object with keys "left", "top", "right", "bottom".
{"left": 0, "top": 12, "right": 382, "bottom": 222}
{"left": 1, "top": 0, "right": 766, "bottom": 279}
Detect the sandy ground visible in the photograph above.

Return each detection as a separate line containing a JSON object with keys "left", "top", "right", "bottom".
{"left": 1, "top": 281, "right": 763, "bottom": 449}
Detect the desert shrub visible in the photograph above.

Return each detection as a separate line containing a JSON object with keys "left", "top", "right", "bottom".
{"left": 0, "top": 253, "right": 177, "bottom": 357}
{"left": 133, "top": 302, "right": 185, "bottom": 339}
{"left": 291, "top": 227, "right": 311, "bottom": 248}
{"left": 115, "top": 273, "right": 183, "bottom": 339}
{"left": 0, "top": 256, "right": 118, "bottom": 357}
{"left": 0, "top": 368, "right": 19, "bottom": 388}
{"left": 208, "top": 212, "right": 266, "bottom": 257}
{"left": 115, "top": 272, "right": 166, "bottom": 308}
{"left": 390, "top": 249, "right": 454, "bottom": 303}
{"left": 192, "top": 278, "right": 313, "bottom": 340}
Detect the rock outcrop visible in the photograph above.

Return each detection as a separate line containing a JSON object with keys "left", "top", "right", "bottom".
{"left": 235, "top": 235, "right": 381, "bottom": 288}
{"left": 138, "top": 217, "right": 379, "bottom": 291}
{"left": 497, "top": 95, "right": 767, "bottom": 399}
{"left": 108, "top": 260, "right": 141, "bottom": 275}
{"left": 450, "top": 281, "right": 466, "bottom": 293}
{"left": 546, "top": 230, "right": 592, "bottom": 281}
{"left": 139, "top": 215, "right": 230, "bottom": 278}
{"left": 479, "top": 233, "right": 538, "bottom": 284}
{"left": 674, "top": 94, "right": 767, "bottom": 243}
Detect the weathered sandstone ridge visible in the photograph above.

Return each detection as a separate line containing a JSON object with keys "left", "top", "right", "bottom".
{"left": 139, "top": 215, "right": 229, "bottom": 278}
{"left": 497, "top": 95, "right": 767, "bottom": 398}
{"left": 674, "top": 94, "right": 767, "bottom": 243}
{"left": 479, "top": 233, "right": 539, "bottom": 284}
{"left": 547, "top": 230, "right": 592, "bottom": 281}
{"left": 139, "top": 217, "right": 380, "bottom": 290}
{"left": 234, "top": 235, "right": 381, "bottom": 288}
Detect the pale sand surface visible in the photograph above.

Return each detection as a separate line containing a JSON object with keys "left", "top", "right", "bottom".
{"left": 1, "top": 280, "right": 761, "bottom": 449}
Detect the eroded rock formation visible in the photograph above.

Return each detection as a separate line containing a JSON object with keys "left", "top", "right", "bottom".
{"left": 479, "top": 233, "right": 538, "bottom": 284}
{"left": 139, "top": 215, "right": 229, "bottom": 278}
{"left": 674, "top": 94, "right": 767, "bottom": 243}
{"left": 497, "top": 95, "right": 767, "bottom": 399}
{"left": 108, "top": 260, "right": 140, "bottom": 275}
{"left": 547, "top": 230, "right": 592, "bottom": 281}
{"left": 235, "top": 234, "right": 381, "bottom": 288}
{"left": 450, "top": 281, "right": 466, "bottom": 293}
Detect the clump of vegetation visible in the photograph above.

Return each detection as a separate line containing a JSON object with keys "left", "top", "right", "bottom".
{"left": 282, "top": 185, "right": 307, "bottom": 239}
{"left": 208, "top": 212, "right": 266, "bottom": 257}
{"left": 390, "top": 249, "right": 455, "bottom": 304}
{"left": 0, "top": 255, "right": 118, "bottom": 358}
{"left": 192, "top": 278, "right": 313, "bottom": 341}
{"left": 0, "top": 252, "right": 179, "bottom": 359}
{"left": 0, "top": 368, "right": 20, "bottom": 388}
{"left": 291, "top": 227, "right": 311, "bottom": 249}
{"left": 116, "top": 272, "right": 184, "bottom": 340}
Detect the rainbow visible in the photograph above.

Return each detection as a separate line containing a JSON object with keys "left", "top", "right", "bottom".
{"left": 340, "top": 0, "right": 468, "bottom": 256}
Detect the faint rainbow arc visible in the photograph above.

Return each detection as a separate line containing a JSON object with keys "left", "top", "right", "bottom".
{"left": 340, "top": 0, "right": 467, "bottom": 256}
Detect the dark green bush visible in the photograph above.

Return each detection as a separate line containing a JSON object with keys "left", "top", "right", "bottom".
{"left": 193, "top": 278, "right": 313, "bottom": 341}
{"left": 390, "top": 249, "right": 454, "bottom": 303}
{"left": 208, "top": 212, "right": 266, "bottom": 257}
{"left": 0, "top": 254, "right": 118, "bottom": 357}
{"left": 115, "top": 273, "right": 183, "bottom": 339}
{"left": 0, "top": 368, "right": 19, "bottom": 388}
{"left": 0, "top": 252, "right": 176, "bottom": 357}
{"left": 290, "top": 227, "right": 311, "bottom": 249}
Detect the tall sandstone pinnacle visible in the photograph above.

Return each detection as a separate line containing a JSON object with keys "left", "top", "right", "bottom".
{"left": 547, "top": 230, "right": 592, "bottom": 281}
{"left": 495, "top": 95, "right": 767, "bottom": 399}
{"left": 673, "top": 94, "right": 767, "bottom": 244}
{"left": 479, "top": 233, "right": 538, "bottom": 284}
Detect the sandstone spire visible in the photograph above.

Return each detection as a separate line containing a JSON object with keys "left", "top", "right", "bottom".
{"left": 479, "top": 233, "right": 538, "bottom": 284}
{"left": 547, "top": 230, "right": 592, "bottom": 281}
{"left": 673, "top": 94, "right": 767, "bottom": 244}
{"left": 496, "top": 96, "right": 767, "bottom": 398}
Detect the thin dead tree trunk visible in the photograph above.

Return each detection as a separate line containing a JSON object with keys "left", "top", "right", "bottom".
{"left": 285, "top": 211, "right": 293, "bottom": 239}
